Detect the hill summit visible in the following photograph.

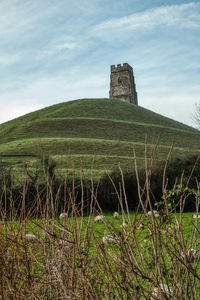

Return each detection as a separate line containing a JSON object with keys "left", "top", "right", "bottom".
{"left": 0, "top": 98, "right": 199, "bottom": 177}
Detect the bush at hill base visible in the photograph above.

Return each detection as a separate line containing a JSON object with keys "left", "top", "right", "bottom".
{"left": 0, "top": 154, "right": 199, "bottom": 216}
{"left": 98, "top": 154, "right": 200, "bottom": 212}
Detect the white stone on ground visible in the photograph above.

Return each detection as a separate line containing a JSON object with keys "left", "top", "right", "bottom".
{"left": 94, "top": 215, "right": 105, "bottom": 222}
{"left": 181, "top": 248, "right": 198, "bottom": 261}
{"left": 147, "top": 210, "right": 159, "bottom": 218}
{"left": 192, "top": 214, "right": 200, "bottom": 219}
{"left": 120, "top": 222, "right": 128, "bottom": 229}
{"left": 152, "top": 283, "right": 173, "bottom": 299}
{"left": 58, "top": 239, "right": 73, "bottom": 248}
{"left": 137, "top": 224, "right": 143, "bottom": 229}
{"left": 24, "top": 234, "right": 38, "bottom": 242}
{"left": 113, "top": 212, "right": 119, "bottom": 219}
{"left": 59, "top": 212, "right": 68, "bottom": 220}
{"left": 103, "top": 235, "right": 119, "bottom": 245}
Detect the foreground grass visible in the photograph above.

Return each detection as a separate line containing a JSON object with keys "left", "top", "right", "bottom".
{"left": 0, "top": 148, "right": 200, "bottom": 298}
{"left": 6, "top": 212, "right": 199, "bottom": 243}
{"left": 1, "top": 211, "right": 200, "bottom": 299}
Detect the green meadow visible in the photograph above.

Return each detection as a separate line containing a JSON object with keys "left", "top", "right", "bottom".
{"left": 2, "top": 210, "right": 200, "bottom": 299}
{"left": 0, "top": 98, "right": 199, "bottom": 178}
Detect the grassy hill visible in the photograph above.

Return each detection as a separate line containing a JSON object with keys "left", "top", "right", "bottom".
{"left": 0, "top": 98, "right": 199, "bottom": 178}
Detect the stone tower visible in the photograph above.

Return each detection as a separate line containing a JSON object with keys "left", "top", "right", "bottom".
{"left": 109, "top": 63, "right": 138, "bottom": 105}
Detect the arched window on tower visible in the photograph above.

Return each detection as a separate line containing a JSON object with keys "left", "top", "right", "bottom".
{"left": 118, "top": 77, "right": 122, "bottom": 84}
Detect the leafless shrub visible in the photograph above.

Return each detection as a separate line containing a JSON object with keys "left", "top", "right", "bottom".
{"left": 0, "top": 151, "right": 199, "bottom": 299}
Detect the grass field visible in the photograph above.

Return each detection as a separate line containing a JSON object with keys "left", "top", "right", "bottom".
{"left": 0, "top": 98, "right": 199, "bottom": 178}
{"left": 1, "top": 211, "right": 200, "bottom": 299}
{"left": 0, "top": 149, "right": 199, "bottom": 298}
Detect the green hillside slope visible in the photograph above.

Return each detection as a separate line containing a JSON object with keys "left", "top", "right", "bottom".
{"left": 0, "top": 98, "right": 199, "bottom": 177}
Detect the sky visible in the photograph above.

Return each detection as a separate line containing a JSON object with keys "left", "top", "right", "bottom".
{"left": 0, "top": 0, "right": 200, "bottom": 127}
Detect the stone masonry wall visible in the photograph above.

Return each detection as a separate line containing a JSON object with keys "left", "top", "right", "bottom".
{"left": 109, "top": 63, "right": 138, "bottom": 105}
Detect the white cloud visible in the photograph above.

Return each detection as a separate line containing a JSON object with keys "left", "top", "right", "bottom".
{"left": 141, "top": 94, "right": 198, "bottom": 127}
{"left": 39, "top": 40, "right": 80, "bottom": 58}
{"left": 16, "top": 74, "right": 107, "bottom": 101}
{"left": 0, "top": 102, "right": 44, "bottom": 124}
{"left": 92, "top": 2, "right": 200, "bottom": 36}
{"left": 0, "top": 72, "right": 108, "bottom": 124}
{"left": 0, "top": 53, "right": 21, "bottom": 66}
{"left": 54, "top": 42, "right": 78, "bottom": 51}
{"left": 0, "top": 1, "right": 36, "bottom": 39}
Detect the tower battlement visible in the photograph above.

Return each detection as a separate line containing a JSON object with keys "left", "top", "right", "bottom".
{"left": 111, "top": 63, "right": 133, "bottom": 73}
{"left": 109, "top": 63, "right": 138, "bottom": 105}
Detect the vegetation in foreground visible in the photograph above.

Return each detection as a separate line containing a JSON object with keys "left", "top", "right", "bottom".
{"left": 0, "top": 154, "right": 200, "bottom": 299}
